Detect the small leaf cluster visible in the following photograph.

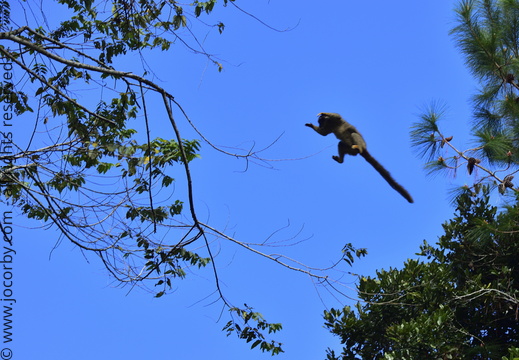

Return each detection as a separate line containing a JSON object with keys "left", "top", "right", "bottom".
{"left": 341, "top": 242, "right": 368, "bottom": 266}
{"left": 145, "top": 246, "right": 211, "bottom": 298}
{"left": 223, "top": 305, "right": 284, "bottom": 356}
{"left": 0, "top": 82, "right": 33, "bottom": 115}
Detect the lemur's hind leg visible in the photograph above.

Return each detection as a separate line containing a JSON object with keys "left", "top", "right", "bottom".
{"left": 333, "top": 141, "right": 360, "bottom": 163}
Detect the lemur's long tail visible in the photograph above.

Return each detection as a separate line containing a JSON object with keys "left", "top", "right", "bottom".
{"left": 361, "top": 150, "right": 414, "bottom": 203}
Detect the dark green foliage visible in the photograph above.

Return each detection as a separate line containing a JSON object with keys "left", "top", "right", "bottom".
{"left": 410, "top": 102, "right": 443, "bottom": 161}
{"left": 411, "top": 0, "right": 519, "bottom": 191}
{"left": 325, "top": 187, "right": 519, "bottom": 359}
{"left": 224, "top": 305, "right": 284, "bottom": 355}
{"left": 0, "top": 82, "right": 33, "bottom": 114}
{"left": 451, "top": 0, "right": 519, "bottom": 163}
{"left": 342, "top": 243, "right": 368, "bottom": 266}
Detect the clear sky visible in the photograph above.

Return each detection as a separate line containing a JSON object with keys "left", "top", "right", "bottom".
{"left": 10, "top": 1, "right": 481, "bottom": 359}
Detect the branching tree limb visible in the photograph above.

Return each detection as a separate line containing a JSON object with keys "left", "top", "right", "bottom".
{"left": 0, "top": 1, "right": 362, "bottom": 354}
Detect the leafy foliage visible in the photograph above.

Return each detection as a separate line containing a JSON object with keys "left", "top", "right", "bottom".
{"left": 324, "top": 187, "right": 519, "bottom": 359}
{"left": 224, "top": 305, "right": 284, "bottom": 355}
{"left": 0, "top": 0, "right": 235, "bottom": 294}
{"left": 411, "top": 0, "right": 519, "bottom": 195}
{"left": 0, "top": 0, "right": 289, "bottom": 355}
{"left": 50, "top": 0, "right": 230, "bottom": 68}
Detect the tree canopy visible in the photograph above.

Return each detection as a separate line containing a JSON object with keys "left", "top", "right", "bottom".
{"left": 325, "top": 187, "right": 519, "bottom": 359}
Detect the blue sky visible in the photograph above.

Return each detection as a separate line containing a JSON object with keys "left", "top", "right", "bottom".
{"left": 9, "top": 1, "right": 482, "bottom": 359}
